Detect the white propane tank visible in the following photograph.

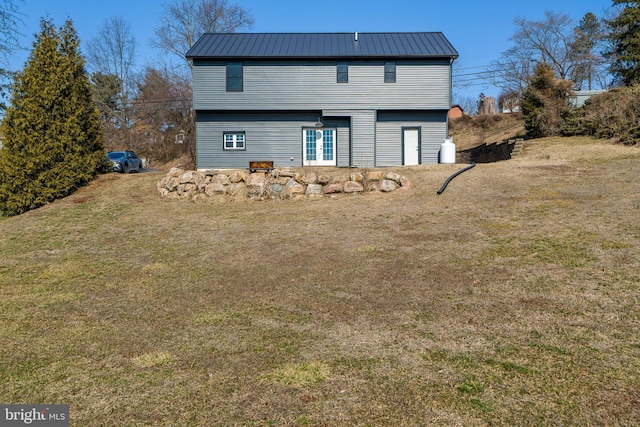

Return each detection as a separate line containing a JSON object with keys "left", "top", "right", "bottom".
{"left": 440, "top": 138, "right": 456, "bottom": 164}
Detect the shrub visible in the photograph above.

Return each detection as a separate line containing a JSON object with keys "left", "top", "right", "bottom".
{"left": 562, "top": 86, "right": 640, "bottom": 145}
{"left": 521, "top": 63, "right": 573, "bottom": 139}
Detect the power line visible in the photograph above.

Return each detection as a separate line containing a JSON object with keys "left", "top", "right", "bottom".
{"left": 453, "top": 64, "right": 495, "bottom": 72}
{"left": 453, "top": 70, "right": 499, "bottom": 78}
{"left": 452, "top": 66, "right": 503, "bottom": 89}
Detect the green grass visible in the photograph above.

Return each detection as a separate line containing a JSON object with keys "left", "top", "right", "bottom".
{"left": 1, "top": 137, "right": 639, "bottom": 425}
{"left": 487, "top": 235, "right": 594, "bottom": 267}
{"left": 263, "top": 361, "right": 331, "bottom": 387}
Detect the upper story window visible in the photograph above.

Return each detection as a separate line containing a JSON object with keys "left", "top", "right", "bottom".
{"left": 337, "top": 62, "right": 348, "bottom": 83}
{"left": 226, "top": 62, "right": 243, "bottom": 92}
{"left": 384, "top": 61, "right": 396, "bottom": 83}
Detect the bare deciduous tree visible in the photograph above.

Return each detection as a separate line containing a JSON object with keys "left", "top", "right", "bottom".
{"left": 498, "top": 90, "right": 520, "bottom": 113}
{"left": 488, "top": 48, "right": 536, "bottom": 98}
{"left": 131, "top": 67, "right": 195, "bottom": 166}
{"left": 490, "top": 11, "right": 582, "bottom": 96}
{"left": 154, "top": 0, "right": 255, "bottom": 67}
{"left": 0, "top": 0, "right": 24, "bottom": 107}
{"left": 451, "top": 94, "right": 476, "bottom": 116}
{"left": 85, "top": 16, "right": 136, "bottom": 148}
{"left": 90, "top": 71, "right": 121, "bottom": 151}
{"left": 0, "top": 0, "right": 23, "bottom": 66}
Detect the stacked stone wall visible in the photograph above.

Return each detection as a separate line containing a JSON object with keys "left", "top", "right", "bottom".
{"left": 157, "top": 168, "right": 411, "bottom": 202}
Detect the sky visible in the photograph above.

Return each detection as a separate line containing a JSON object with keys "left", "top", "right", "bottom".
{"left": 8, "top": 0, "right": 614, "bottom": 101}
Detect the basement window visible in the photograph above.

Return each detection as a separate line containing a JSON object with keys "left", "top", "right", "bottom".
{"left": 226, "top": 62, "right": 243, "bottom": 92}
{"left": 223, "top": 132, "right": 246, "bottom": 150}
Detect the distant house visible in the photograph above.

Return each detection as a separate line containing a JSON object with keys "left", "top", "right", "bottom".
{"left": 449, "top": 105, "right": 464, "bottom": 119}
{"left": 500, "top": 105, "right": 521, "bottom": 114}
{"left": 186, "top": 32, "right": 459, "bottom": 169}
{"left": 499, "top": 93, "right": 520, "bottom": 113}
{"left": 568, "top": 89, "right": 607, "bottom": 108}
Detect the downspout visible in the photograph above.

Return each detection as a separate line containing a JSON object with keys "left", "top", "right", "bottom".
{"left": 447, "top": 56, "right": 455, "bottom": 139}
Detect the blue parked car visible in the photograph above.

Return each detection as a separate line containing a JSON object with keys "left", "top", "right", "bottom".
{"left": 107, "top": 150, "right": 143, "bottom": 173}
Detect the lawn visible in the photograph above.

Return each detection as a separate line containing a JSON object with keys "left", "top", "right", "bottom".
{"left": 1, "top": 136, "right": 639, "bottom": 426}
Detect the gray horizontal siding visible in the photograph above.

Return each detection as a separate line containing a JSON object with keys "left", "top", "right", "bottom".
{"left": 349, "top": 110, "right": 376, "bottom": 168}
{"left": 376, "top": 111, "right": 448, "bottom": 166}
{"left": 323, "top": 110, "right": 355, "bottom": 167}
{"left": 335, "top": 122, "right": 350, "bottom": 168}
{"left": 376, "top": 124, "right": 404, "bottom": 166}
{"left": 196, "top": 112, "right": 350, "bottom": 169}
{"left": 196, "top": 110, "right": 448, "bottom": 169}
{"left": 192, "top": 60, "right": 452, "bottom": 111}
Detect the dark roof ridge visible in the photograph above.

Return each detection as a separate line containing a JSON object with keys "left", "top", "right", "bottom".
{"left": 186, "top": 32, "right": 458, "bottom": 60}
{"left": 197, "top": 31, "right": 447, "bottom": 34}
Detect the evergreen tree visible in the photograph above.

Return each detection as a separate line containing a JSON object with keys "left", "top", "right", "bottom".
{"left": 571, "top": 12, "right": 605, "bottom": 90}
{"left": 521, "top": 62, "right": 573, "bottom": 139}
{"left": 0, "top": 19, "right": 107, "bottom": 216}
{"left": 608, "top": 0, "right": 640, "bottom": 85}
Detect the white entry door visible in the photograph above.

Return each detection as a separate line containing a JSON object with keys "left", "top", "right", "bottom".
{"left": 303, "top": 128, "right": 336, "bottom": 166}
{"left": 403, "top": 128, "right": 420, "bottom": 166}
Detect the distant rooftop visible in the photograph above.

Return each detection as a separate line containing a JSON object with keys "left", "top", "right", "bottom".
{"left": 186, "top": 32, "right": 459, "bottom": 60}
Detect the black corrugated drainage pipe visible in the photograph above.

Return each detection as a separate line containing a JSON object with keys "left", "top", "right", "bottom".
{"left": 436, "top": 162, "right": 476, "bottom": 195}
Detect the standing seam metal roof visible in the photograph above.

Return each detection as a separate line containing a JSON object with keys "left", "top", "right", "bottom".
{"left": 186, "top": 32, "right": 458, "bottom": 59}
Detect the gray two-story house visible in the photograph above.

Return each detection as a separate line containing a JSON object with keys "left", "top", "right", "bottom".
{"left": 186, "top": 32, "right": 458, "bottom": 170}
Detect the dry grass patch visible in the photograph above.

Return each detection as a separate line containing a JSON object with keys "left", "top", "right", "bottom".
{"left": 449, "top": 112, "right": 525, "bottom": 150}
{"left": 1, "top": 137, "right": 639, "bottom": 425}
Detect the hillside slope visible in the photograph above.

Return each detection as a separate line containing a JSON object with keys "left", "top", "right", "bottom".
{"left": 449, "top": 112, "right": 525, "bottom": 151}
{"left": 1, "top": 137, "right": 639, "bottom": 425}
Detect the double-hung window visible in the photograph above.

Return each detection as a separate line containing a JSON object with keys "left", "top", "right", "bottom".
{"left": 337, "top": 62, "right": 348, "bottom": 83}
{"left": 224, "top": 132, "right": 245, "bottom": 150}
{"left": 226, "top": 62, "right": 243, "bottom": 92}
{"left": 384, "top": 61, "right": 396, "bottom": 83}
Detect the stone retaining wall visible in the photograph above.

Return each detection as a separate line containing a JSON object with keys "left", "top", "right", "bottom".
{"left": 157, "top": 167, "right": 411, "bottom": 202}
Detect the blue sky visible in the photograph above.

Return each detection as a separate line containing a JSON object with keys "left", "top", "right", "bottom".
{"left": 10, "top": 0, "right": 613, "bottom": 100}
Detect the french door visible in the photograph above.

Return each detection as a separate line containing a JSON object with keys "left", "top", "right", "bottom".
{"left": 303, "top": 128, "right": 336, "bottom": 166}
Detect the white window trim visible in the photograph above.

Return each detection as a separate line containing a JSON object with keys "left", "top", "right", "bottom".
{"left": 223, "top": 132, "right": 246, "bottom": 150}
